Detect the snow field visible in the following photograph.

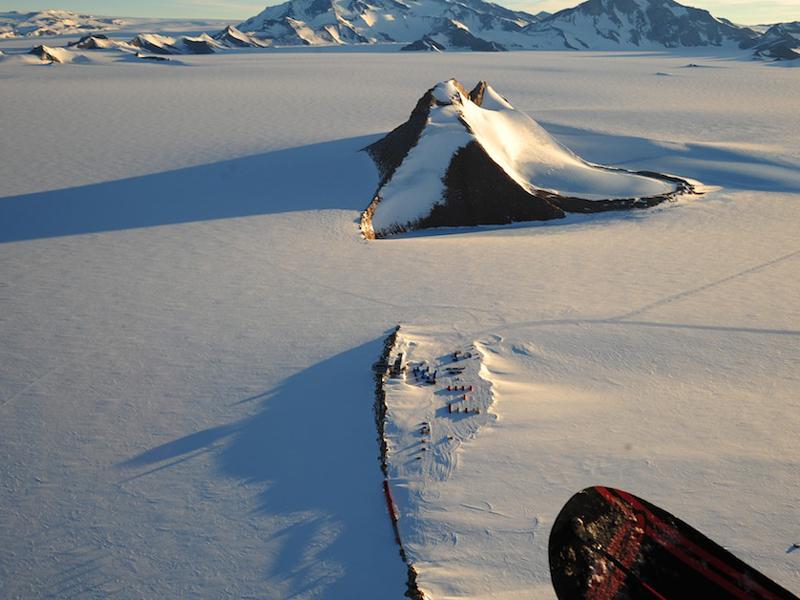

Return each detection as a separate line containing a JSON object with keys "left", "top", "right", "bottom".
{"left": 1, "top": 49, "right": 799, "bottom": 598}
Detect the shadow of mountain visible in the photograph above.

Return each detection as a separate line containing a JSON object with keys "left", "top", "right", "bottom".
{"left": 118, "top": 335, "right": 407, "bottom": 598}
{"left": 8, "top": 121, "right": 797, "bottom": 246}
{"left": 0, "top": 134, "right": 379, "bottom": 243}
{"left": 539, "top": 121, "right": 800, "bottom": 193}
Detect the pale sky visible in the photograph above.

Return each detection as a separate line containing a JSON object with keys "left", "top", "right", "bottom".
{"left": 1, "top": 0, "right": 797, "bottom": 25}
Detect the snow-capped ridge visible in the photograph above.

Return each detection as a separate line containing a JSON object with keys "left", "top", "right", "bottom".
{"left": 212, "top": 25, "right": 271, "bottom": 47}
{"left": 128, "top": 32, "right": 226, "bottom": 55}
{"left": 129, "top": 33, "right": 181, "bottom": 55}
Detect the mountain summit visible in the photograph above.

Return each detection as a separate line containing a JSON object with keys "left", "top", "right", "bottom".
{"left": 361, "top": 80, "right": 695, "bottom": 238}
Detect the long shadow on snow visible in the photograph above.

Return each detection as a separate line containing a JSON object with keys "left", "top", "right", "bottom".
{"left": 8, "top": 122, "right": 796, "bottom": 246}
{"left": 119, "top": 335, "right": 406, "bottom": 598}
{"left": 0, "top": 134, "right": 380, "bottom": 244}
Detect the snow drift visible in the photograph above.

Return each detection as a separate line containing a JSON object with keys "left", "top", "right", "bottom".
{"left": 362, "top": 79, "right": 694, "bottom": 238}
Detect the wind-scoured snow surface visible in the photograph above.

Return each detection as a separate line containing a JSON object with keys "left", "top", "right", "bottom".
{"left": 1, "top": 49, "right": 799, "bottom": 599}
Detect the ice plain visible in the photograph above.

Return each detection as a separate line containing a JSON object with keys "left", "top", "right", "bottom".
{"left": 1, "top": 47, "right": 799, "bottom": 599}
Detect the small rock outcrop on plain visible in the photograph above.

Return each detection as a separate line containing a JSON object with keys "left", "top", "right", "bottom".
{"left": 29, "top": 44, "right": 69, "bottom": 63}
{"left": 361, "top": 79, "right": 695, "bottom": 238}
{"left": 70, "top": 34, "right": 127, "bottom": 50}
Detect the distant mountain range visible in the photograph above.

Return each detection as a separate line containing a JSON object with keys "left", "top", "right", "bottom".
{"left": 237, "top": 0, "right": 772, "bottom": 51}
{"left": 0, "top": 9, "right": 122, "bottom": 38}
{"left": 1, "top": 4, "right": 798, "bottom": 60}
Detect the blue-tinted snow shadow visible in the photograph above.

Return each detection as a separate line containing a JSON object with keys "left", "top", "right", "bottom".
{"left": 119, "top": 335, "right": 407, "bottom": 598}
{"left": 538, "top": 121, "right": 800, "bottom": 193}
{"left": 0, "top": 134, "right": 380, "bottom": 244}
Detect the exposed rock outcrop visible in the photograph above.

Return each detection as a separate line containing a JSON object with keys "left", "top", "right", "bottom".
{"left": 69, "top": 34, "right": 118, "bottom": 49}
{"left": 29, "top": 44, "right": 69, "bottom": 63}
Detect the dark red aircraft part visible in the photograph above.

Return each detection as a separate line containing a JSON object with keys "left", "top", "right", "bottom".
{"left": 549, "top": 486, "right": 798, "bottom": 600}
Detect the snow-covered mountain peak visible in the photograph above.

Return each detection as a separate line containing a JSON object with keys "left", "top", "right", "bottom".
{"left": 361, "top": 79, "right": 694, "bottom": 238}
{"left": 431, "top": 78, "right": 467, "bottom": 104}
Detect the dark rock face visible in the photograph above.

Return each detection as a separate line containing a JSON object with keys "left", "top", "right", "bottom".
{"left": 182, "top": 38, "right": 216, "bottom": 54}
{"left": 420, "top": 141, "right": 565, "bottom": 229}
{"left": 365, "top": 87, "right": 438, "bottom": 185}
